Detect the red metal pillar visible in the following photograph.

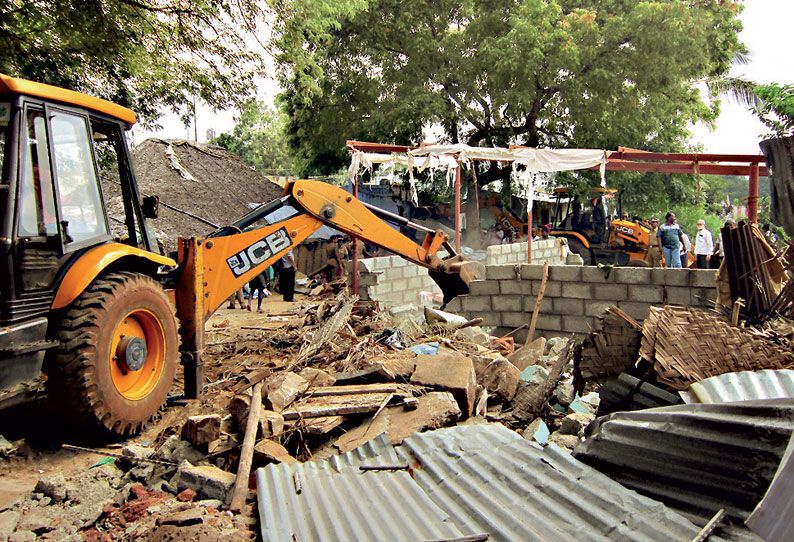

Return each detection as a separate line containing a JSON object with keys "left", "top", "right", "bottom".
{"left": 455, "top": 161, "right": 462, "bottom": 251}
{"left": 748, "top": 162, "right": 759, "bottom": 224}
{"left": 352, "top": 175, "right": 359, "bottom": 295}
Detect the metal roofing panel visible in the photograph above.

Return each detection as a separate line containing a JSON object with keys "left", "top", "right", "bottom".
{"left": 746, "top": 433, "right": 794, "bottom": 542}
{"left": 683, "top": 370, "right": 794, "bottom": 404}
{"left": 573, "top": 400, "right": 794, "bottom": 527}
{"left": 396, "top": 423, "right": 727, "bottom": 542}
{"left": 255, "top": 434, "right": 473, "bottom": 542}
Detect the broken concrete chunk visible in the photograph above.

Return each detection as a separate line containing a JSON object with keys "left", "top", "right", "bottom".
{"left": 158, "top": 507, "right": 205, "bottom": 527}
{"left": 181, "top": 415, "right": 222, "bottom": 446}
{"left": 266, "top": 372, "right": 309, "bottom": 412}
{"left": 298, "top": 367, "right": 336, "bottom": 387}
{"left": 411, "top": 353, "right": 476, "bottom": 416}
{"left": 261, "top": 410, "right": 285, "bottom": 438}
{"left": 559, "top": 412, "right": 596, "bottom": 436}
{"left": 548, "top": 432, "right": 581, "bottom": 451}
{"left": 508, "top": 337, "right": 546, "bottom": 371}
{"left": 471, "top": 355, "right": 520, "bottom": 401}
{"left": 122, "top": 444, "right": 154, "bottom": 463}
{"left": 386, "top": 391, "right": 462, "bottom": 444}
{"left": 228, "top": 395, "right": 252, "bottom": 432}
{"left": 8, "top": 530, "right": 36, "bottom": 542}
{"left": 377, "top": 354, "right": 417, "bottom": 380}
{"left": 545, "top": 336, "right": 568, "bottom": 357}
{"left": 229, "top": 395, "right": 284, "bottom": 438}
{"left": 34, "top": 473, "right": 68, "bottom": 503}
{"left": 455, "top": 326, "right": 491, "bottom": 346}
{"left": 520, "top": 365, "right": 550, "bottom": 384}
{"left": 524, "top": 418, "right": 550, "bottom": 445}
{"left": 253, "top": 440, "right": 297, "bottom": 464}
{"left": 177, "top": 462, "right": 236, "bottom": 502}
{"left": 424, "top": 306, "right": 469, "bottom": 328}
{"left": 291, "top": 415, "right": 345, "bottom": 435}
{"left": 556, "top": 378, "right": 576, "bottom": 407}
{"left": 0, "top": 510, "right": 21, "bottom": 541}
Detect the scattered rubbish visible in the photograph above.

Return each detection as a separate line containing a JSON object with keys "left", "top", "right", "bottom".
{"left": 88, "top": 457, "right": 116, "bottom": 469}
{"left": 375, "top": 327, "right": 409, "bottom": 349}
{"left": 523, "top": 418, "right": 549, "bottom": 445}
{"left": 408, "top": 342, "right": 440, "bottom": 355}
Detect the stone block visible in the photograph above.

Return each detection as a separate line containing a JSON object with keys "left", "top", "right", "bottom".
{"left": 549, "top": 265, "right": 582, "bottom": 282}
{"left": 523, "top": 296, "right": 553, "bottom": 313}
{"left": 650, "top": 268, "right": 689, "bottom": 286}
{"left": 508, "top": 337, "right": 546, "bottom": 371}
{"left": 386, "top": 266, "right": 404, "bottom": 280}
{"left": 566, "top": 252, "right": 585, "bottom": 266}
{"left": 499, "top": 279, "right": 530, "bottom": 295}
{"left": 392, "top": 278, "right": 409, "bottom": 292}
{"left": 501, "top": 311, "right": 527, "bottom": 329}
{"left": 692, "top": 287, "right": 717, "bottom": 305}
{"left": 559, "top": 412, "right": 596, "bottom": 436}
{"left": 177, "top": 462, "right": 236, "bottom": 502}
{"left": 520, "top": 264, "right": 546, "bottom": 280}
{"left": 585, "top": 300, "right": 615, "bottom": 317}
{"left": 499, "top": 295, "right": 523, "bottom": 312}
{"left": 299, "top": 367, "right": 336, "bottom": 387}
{"left": 690, "top": 269, "right": 718, "bottom": 287}
{"left": 617, "top": 301, "right": 652, "bottom": 321}
{"left": 181, "top": 415, "right": 222, "bottom": 446}
{"left": 462, "top": 296, "right": 492, "bottom": 312}
{"left": 531, "top": 280, "right": 562, "bottom": 297}
{"left": 411, "top": 352, "right": 477, "bottom": 416}
{"left": 403, "top": 265, "right": 419, "bottom": 278}
{"left": 357, "top": 273, "right": 379, "bottom": 287}
{"left": 487, "top": 265, "right": 519, "bottom": 280}
{"left": 628, "top": 284, "right": 664, "bottom": 304}
{"left": 444, "top": 297, "right": 464, "bottom": 313}
{"left": 592, "top": 283, "right": 628, "bottom": 302}
{"left": 613, "top": 267, "right": 652, "bottom": 284}
{"left": 562, "top": 316, "right": 593, "bottom": 334}
{"left": 35, "top": 473, "right": 68, "bottom": 503}
{"left": 581, "top": 266, "right": 611, "bottom": 283}
{"left": 552, "top": 298, "right": 585, "bottom": 316}
{"left": 535, "top": 314, "right": 562, "bottom": 331}
{"left": 561, "top": 282, "right": 592, "bottom": 299}
{"left": 266, "top": 372, "right": 309, "bottom": 412}
{"left": 471, "top": 354, "right": 520, "bottom": 401}
{"left": 469, "top": 280, "right": 500, "bottom": 296}
{"left": 665, "top": 286, "right": 691, "bottom": 306}
{"left": 471, "top": 311, "right": 501, "bottom": 327}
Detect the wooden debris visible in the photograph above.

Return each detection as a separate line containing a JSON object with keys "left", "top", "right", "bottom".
{"left": 282, "top": 392, "right": 397, "bottom": 420}
{"left": 509, "top": 338, "right": 574, "bottom": 423}
{"left": 575, "top": 306, "right": 642, "bottom": 386}
{"left": 180, "top": 415, "right": 221, "bottom": 446}
{"left": 306, "top": 384, "right": 400, "bottom": 397}
{"left": 253, "top": 440, "right": 296, "bottom": 464}
{"left": 527, "top": 261, "right": 550, "bottom": 344}
{"left": 230, "top": 368, "right": 272, "bottom": 395}
{"left": 229, "top": 381, "right": 263, "bottom": 513}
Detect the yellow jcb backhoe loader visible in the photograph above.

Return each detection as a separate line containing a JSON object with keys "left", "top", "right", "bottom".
{"left": 0, "top": 74, "right": 484, "bottom": 435}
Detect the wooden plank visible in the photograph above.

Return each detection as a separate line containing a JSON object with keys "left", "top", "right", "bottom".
{"left": 229, "top": 381, "right": 263, "bottom": 513}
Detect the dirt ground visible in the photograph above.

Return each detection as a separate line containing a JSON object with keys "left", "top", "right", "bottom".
{"left": 0, "top": 292, "right": 306, "bottom": 512}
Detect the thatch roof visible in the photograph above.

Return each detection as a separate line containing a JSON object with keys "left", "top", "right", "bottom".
{"left": 102, "top": 138, "right": 284, "bottom": 252}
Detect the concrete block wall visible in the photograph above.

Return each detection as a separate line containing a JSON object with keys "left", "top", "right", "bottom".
{"left": 485, "top": 239, "right": 568, "bottom": 266}
{"left": 444, "top": 264, "right": 719, "bottom": 342}
{"left": 348, "top": 256, "right": 443, "bottom": 311}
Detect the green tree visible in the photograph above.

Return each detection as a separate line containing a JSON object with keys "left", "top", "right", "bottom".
{"left": 752, "top": 83, "right": 794, "bottom": 137}
{"left": 0, "top": 0, "right": 267, "bottom": 124}
{"left": 272, "top": 0, "right": 744, "bottom": 178}
{"left": 213, "top": 99, "right": 295, "bottom": 173}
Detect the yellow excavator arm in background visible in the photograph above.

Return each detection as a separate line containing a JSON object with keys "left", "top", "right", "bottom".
{"left": 175, "top": 179, "right": 485, "bottom": 397}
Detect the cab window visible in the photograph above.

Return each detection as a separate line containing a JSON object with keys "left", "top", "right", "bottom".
{"left": 50, "top": 110, "right": 108, "bottom": 244}
{"left": 17, "top": 108, "right": 58, "bottom": 237}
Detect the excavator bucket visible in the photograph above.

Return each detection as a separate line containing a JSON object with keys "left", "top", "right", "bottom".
{"left": 428, "top": 256, "right": 486, "bottom": 309}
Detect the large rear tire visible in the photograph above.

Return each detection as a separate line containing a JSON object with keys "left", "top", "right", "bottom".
{"left": 48, "top": 272, "right": 178, "bottom": 436}
{"left": 565, "top": 237, "right": 594, "bottom": 265}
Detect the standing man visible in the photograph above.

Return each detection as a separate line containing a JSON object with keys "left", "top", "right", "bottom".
{"left": 280, "top": 250, "right": 296, "bottom": 302}
{"left": 657, "top": 212, "right": 685, "bottom": 268}
{"left": 694, "top": 220, "right": 714, "bottom": 269}
{"left": 646, "top": 218, "right": 663, "bottom": 267}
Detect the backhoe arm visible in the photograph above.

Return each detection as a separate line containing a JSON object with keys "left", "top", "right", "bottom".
{"left": 175, "top": 179, "right": 484, "bottom": 397}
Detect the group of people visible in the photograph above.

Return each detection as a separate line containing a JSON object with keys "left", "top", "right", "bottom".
{"left": 646, "top": 213, "right": 732, "bottom": 269}
{"left": 227, "top": 250, "right": 296, "bottom": 312}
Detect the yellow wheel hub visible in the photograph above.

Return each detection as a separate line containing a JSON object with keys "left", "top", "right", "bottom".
{"left": 110, "top": 309, "right": 166, "bottom": 401}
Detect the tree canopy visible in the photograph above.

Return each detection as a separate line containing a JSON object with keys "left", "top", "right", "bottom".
{"left": 272, "top": 0, "right": 744, "bottom": 180}
{"left": 0, "top": 0, "right": 267, "bottom": 125}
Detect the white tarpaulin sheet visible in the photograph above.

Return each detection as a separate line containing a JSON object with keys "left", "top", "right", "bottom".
{"left": 348, "top": 144, "right": 608, "bottom": 207}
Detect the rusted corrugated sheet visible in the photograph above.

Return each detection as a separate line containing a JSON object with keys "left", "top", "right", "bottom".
{"left": 573, "top": 400, "right": 794, "bottom": 527}
{"left": 682, "top": 369, "right": 794, "bottom": 404}
{"left": 255, "top": 434, "right": 472, "bottom": 542}
{"left": 746, "top": 433, "right": 794, "bottom": 542}
{"left": 396, "top": 423, "right": 726, "bottom": 542}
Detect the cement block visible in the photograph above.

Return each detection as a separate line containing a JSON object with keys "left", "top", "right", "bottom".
{"left": 651, "top": 268, "right": 689, "bottom": 286}
{"left": 500, "top": 279, "right": 531, "bottom": 295}
{"left": 561, "top": 282, "right": 592, "bottom": 299}
{"left": 692, "top": 287, "right": 717, "bottom": 305}
{"left": 403, "top": 266, "right": 419, "bottom": 278}
{"left": 613, "top": 267, "right": 653, "bottom": 284}
{"left": 665, "top": 286, "right": 691, "bottom": 306}
{"left": 581, "top": 266, "right": 611, "bottom": 283}
{"left": 566, "top": 252, "right": 585, "bottom": 266}
{"left": 592, "top": 283, "right": 628, "bottom": 301}
{"left": 617, "top": 301, "right": 652, "bottom": 321}
{"left": 690, "top": 269, "right": 718, "bottom": 287}
{"left": 463, "top": 296, "right": 492, "bottom": 312}
{"left": 407, "top": 277, "right": 425, "bottom": 289}
{"left": 532, "top": 280, "right": 562, "bottom": 297}
{"left": 411, "top": 353, "right": 476, "bottom": 416}
{"left": 445, "top": 297, "right": 464, "bottom": 313}
{"left": 520, "top": 264, "right": 546, "bottom": 280}
{"left": 535, "top": 314, "right": 562, "bottom": 331}
{"left": 628, "top": 284, "right": 664, "bottom": 304}
{"left": 386, "top": 266, "right": 404, "bottom": 280}
{"left": 562, "top": 316, "right": 594, "bottom": 334}
{"left": 487, "top": 265, "right": 520, "bottom": 280}
{"left": 469, "top": 280, "right": 500, "bottom": 296}
{"left": 392, "top": 278, "right": 409, "bottom": 292}
{"left": 524, "top": 296, "right": 553, "bottom": 313}
{"left": 502, "top": 311, "right": 528, "bottom": 328}
{"left": 499, "top": 296, "right": 523, "bottom": 312}
{"left": 471, "top": 311, "right": 501, "bottom": 327}
{"left": 553, "top": 298, "right": 585, "bottom": 316}
{"left": 549, "top": 265, "right": 582, "bottom": 282}
{"left": 585, "top": 300, "right": 615, "bottom": 317}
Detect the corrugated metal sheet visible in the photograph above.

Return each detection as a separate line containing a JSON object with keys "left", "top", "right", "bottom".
{"left": 255, "top": 434, "right": 473, "bottom": 542}
{"left": 573, "top": 400, "right": 794, "bottom": 526}
{"left": 682, "top": 369, "right": 794, "bottom": 404}
{"left": 746, "top": 433, "right": 794, "bottom": 542}
{"left": 597, "top": 372, "right": 683, "bottom": 416}
{"left": 395, "top": 423, "right": 727, "bottom": 542}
